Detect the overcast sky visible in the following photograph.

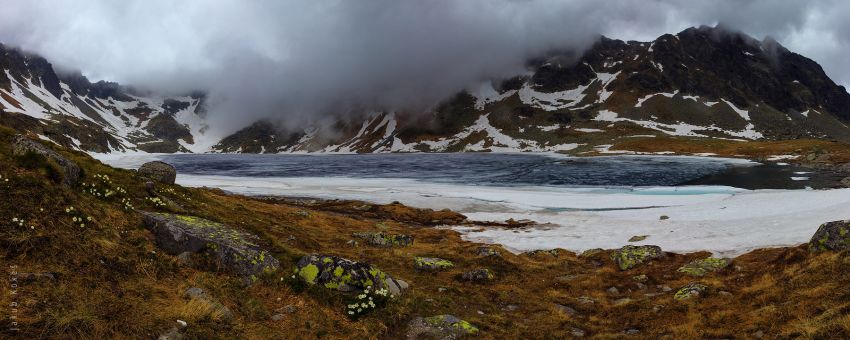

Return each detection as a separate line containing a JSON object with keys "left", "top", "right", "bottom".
{"left": 0, "top": 0, "right": 848, "bottom": 129}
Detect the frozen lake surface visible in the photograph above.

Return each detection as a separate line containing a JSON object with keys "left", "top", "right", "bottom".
{"left": 95, "top": 153, "right": 850, "bottom": 256}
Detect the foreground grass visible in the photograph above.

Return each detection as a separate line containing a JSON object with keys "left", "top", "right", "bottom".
{"left": 1, "top": 127, "right": 850, "bottom": 339}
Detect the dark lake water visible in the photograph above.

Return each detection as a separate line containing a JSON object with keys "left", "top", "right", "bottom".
{"left": 150, "top": 153, "right": 831, "bottom": 189}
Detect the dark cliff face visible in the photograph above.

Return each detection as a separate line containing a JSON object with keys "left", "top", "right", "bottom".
{"left": 0, "top": 43, "right": 62, "bottom": 97}
{"left": 538, "top": 26, "right": 850, "bottom": 121}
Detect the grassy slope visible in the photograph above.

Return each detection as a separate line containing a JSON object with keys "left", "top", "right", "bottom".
{"left": 1, "top": 125, "right": 850, "bottom": 339}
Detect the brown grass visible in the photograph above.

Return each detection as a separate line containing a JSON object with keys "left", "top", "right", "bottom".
{"left": 2, "top": 127, "right": 850, "bottom": 338}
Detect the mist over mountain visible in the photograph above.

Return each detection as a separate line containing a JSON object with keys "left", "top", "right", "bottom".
{"left": 1, "top": 0, "right": 849, "bottom": 135}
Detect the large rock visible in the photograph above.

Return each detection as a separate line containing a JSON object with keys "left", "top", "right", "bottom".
{"left": 352, "top": 232, "right": 413, "bottom": 247}
{"left": 609, "top": 245, "right": 664, "bottom": 270}
{"left": 138, "top": 161, "right": 177, "bottom": 184}
{"left": 414, "top": 257, "right": 454, "bottom": 271}
{"left": 12, "top": 135, "right": 80, "bottom": 186}
{"left": 406, "top": 315, "right": 479, "bottom": 339}
{"left": 141, "top": 212, "right": 280, "bottom": 284}
{"left": 674, "top": 282, "right": 708, "bottom": 301}
{"left": 677, "top": 257, "right": 730, "bottom": 277}
{"left": 461, "top": 268, "right": 494, "bottom": 283}
{"left": 294, "top": 254, "right": 408, "bottom": 295}
{"left": 809, "top": 220, "right": 850, "bottom": 252}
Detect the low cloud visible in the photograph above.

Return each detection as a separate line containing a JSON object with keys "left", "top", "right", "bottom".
{"left": 0, "top": 0, "right": 847, "bottom": 133}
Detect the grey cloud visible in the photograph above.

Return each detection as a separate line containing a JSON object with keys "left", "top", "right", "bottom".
{"left": 0, "top": 0, "right": 847, "bottom": 133}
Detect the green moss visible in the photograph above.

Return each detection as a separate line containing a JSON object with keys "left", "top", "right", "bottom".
{"left": 677, "top": 257, "right": 730, "bottom": 277}
{"left": 298, "top": 264, "right": 320, "bottom": 283}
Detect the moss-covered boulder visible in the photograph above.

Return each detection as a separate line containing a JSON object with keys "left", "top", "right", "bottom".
{"left": 138, "top": 161, "right": 177, "bottom": 184}
{"left": 294, "top": 254, "right": 408, "bottom": 295}
{"left": 609, "top": 245, "right": 664, "bottom": 270}
{"left": 677, "top": 257, "right": 730, "bottom": 277}
{"left": 674, "top": 283, "right": 708, "bottom": 301}
{"left": 352, "top": 232, "right": 413, "bottom": 247}
{"left": 475, "top": 246, "right": 501, "bottom": 257}
{"left": 406, "top": 314, "right": 479, "bottom": 339}
{"left": 808, "top": 220, "right": 850, "bottom": 252}
{"left": 461, "top": 268, "right": 494, "bottom": 283}
{"left": 141, "top": 212, "right": 280, "bottom": 284}
{"left": 12, "top": 135, "right": 80, "bottom": 187}
{"left": 414, "top": 257, "right": 454, "bottom": 271}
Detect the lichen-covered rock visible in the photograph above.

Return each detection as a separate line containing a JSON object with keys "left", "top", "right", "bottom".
{"left": 12, "top": 135, "right": 80, "bottom": 186}
{"left": 475, "top": 246, "right": 500, "bottom": 257}
{"left": 353, "top": 232, "right": 413, "bottom": 247}
{"left": 609, "top": 245, "right": 664, "bottom": 270}
{"left": 628, "top": 235, "right": 649, "bottom": 242}
{"left": 674, "top": 283, "right": 708, "bottom": 301}
{"left": 294, "top": 254, "right": 408, "bottom": 295}
{"left": 414, "top": 257, "right": 454, "bottom": 271}
{"left": 138, "top": 161, "right": 177, "bottom": 184}
{"left": 580, "top": 248, "right": 604, "bottom": 257}
{"left": 141, "top": 212, "right": 280, "bottom": 284}
{"left": 406, "top": 314, "right": 479, "bottom": 339}
{"left": 677, "top": 257, "right": 730, "bottom": 276}
{"left": 461, "top": 268, "right": 494, "bottom": 283}
{"left": 808, "top": 220, "right": 850, "bottom": 252}
{"left": 525, "top": 249, "right": 560, "bottom": 256}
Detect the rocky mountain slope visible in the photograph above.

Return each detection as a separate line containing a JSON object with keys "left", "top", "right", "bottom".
{"left": 0, "top": 43, "right": 212, "bottom": 153}
{"left": 3, "top": 25, "right": 850, "bottom": 154}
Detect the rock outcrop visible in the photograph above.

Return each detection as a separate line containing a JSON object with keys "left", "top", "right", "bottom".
{"left": 406, "top": 315, "right": 479, "bottom": 339}
{"left": 809, "top": 220, "right": 850, "bottom": 252}
{"left": 141, "top": 212, "right": 280, "bottom": 284}
{"left": 677, "top": 257, "right": 730, "bottom": 277}
{"left": 609, "top": 245, "right": 664, "bottom": 270}
{"left": 674, "top": 282, "right": 708, "bottom": 301}
{"left": 461, "top": 268, "right": 495, "bottom": 283}
{"left": 12, "top": 135, "right": 80, "bottom": 186}
{"left": 293, "top": 254, "right": 408, "bottom": 295}
{"left": 352, "top": 232, "right": 413, "bottom": 247}
{"left": 414, "top": 257, "right": 454, "bottom": 271}
{"left": 138, "top": 161, "right": 177, "bottom": 184}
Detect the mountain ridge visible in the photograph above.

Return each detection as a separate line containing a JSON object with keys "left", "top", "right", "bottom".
{"left": 2, "top": 25, "right": 849, "bottom": 154}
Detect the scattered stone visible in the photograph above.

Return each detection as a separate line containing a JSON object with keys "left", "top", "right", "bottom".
{"left": 414, "top": 257, "right": 455, "bottom": 271}
{"left": 635, "top": 283, "right": 647, "bottom": 290}
{"left": 176, "top": 320, "right": 187, "bottom": 328}
{"left": 660, "top": 215, "right": 670, "bottom": 220}
{"left": 406, "top": 315, "right": 479, "bottom": 339}
{"left": 525, "top": 249, "right": 560, "bottom": 256}
{"left": 628, "top": 235, "right": 649, "bottom": 242}
{"left": 503, "top": 304, "right": 519, "bottom": 312}
{"left": 632, "top": 274, "right": 648, "bottom": 282}
{"left": 293, "top": 254, "right": 408, "bottom": 295}
{"left": 571, "top": 328, "right": 586, "bottom": 337}
{"left": 181, "top": 287, "right": 234, "bottom": 323}
{"left": 346, "top": 240, "right": 358, "bottom": 247}
{"left": 718, "top": 291, "right": 733, "bottom": 297}
{"left": 674, "top": 283, "right": 708, "bottom": 301}
{"left": 677, "top": 257, "right": 730, "bottom": 276}
{"left": 576, "top": 296, "right": 595, "bottom": 304}
{"left": 554, "top": 304, "right": 578, "bottom": 316}
{"left": 158, "top": 327, "right": 183, "bottom": 340}
{"left": 138, "top": 161, "right": 177, "bottom": 184}
{"left": 652, "top": 305, "right": 665, "bottom": 313}
{"left": 437, "top": 287, "right": 447, "bottom": 293}
{"left": 275, "top": 305, "right": 297, "bottom": 314}
{"left": 476, "top": 246, "right": 501, "bottom": 257}
{"left": 609, "top": 245, "right": 664, "bottom": 270}
{"left": 625, "top": 329, "right": 640, "bottom": 335}
{"left": 580, "top": 248, "right": 604, "bottom": 257}
{"left": 461, "top": 268, "right": 495, "bottom": 283}
{"left": 175, "top": 252, "right": 193, "bottom": 267}
{"left": 270, "top": 314, "right": 285, "bottom": 321}
{"left": 352, "top": 231, "right": 413, "bottom": 247}
{"left": 141, "top": 212, "right": 280, "bottom": 284}
{"left": 607, "top": 287, "right": 620, "bottom": 295}
{"left": 614, "top": 298, "right": 633, "bottom": 306}
{"left": 13, "top": 135, "right": 80, "bottom": 187}
{"left": 659, "top": 285, "right": 672, "bottom": 292}
{"left": 555, "top": 274, "right": 578, "bottom": 283}
{"left": 754, "top": 330, "right": 765, "bottom": 338}
{"left": 808, "top": 220, "right": 850, "bottom": 251}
